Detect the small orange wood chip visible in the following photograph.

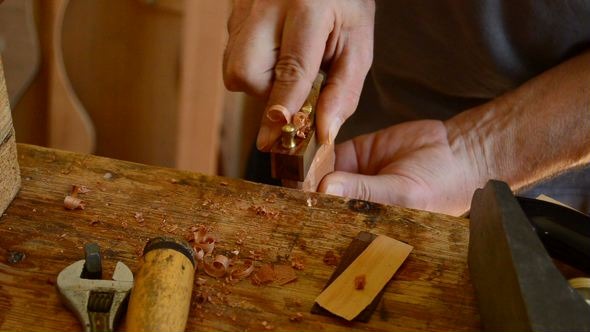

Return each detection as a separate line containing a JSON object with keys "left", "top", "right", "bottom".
{"left": 354, "top": 274, "right": 366, "bottom": 290}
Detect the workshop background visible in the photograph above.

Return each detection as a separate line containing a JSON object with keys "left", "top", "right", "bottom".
{"left": 0, "top": 0, "right": 263, "bottom": 178}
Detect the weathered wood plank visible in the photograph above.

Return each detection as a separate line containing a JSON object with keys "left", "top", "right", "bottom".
{"left": 0, "top": 144, "right": 480, "bottom": 331}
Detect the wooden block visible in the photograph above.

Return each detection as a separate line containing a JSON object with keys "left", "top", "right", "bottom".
{"left": 271, "top": 73, "right": 325, "bottom": 182}
{"left": 282, "top": 143, "right": 335, "bottom": 191}
{"left": 0, "top": 59, "right": 21, "bottom": 215}
{"left": 314, "top": 232, "right": 413, "bottom": 321}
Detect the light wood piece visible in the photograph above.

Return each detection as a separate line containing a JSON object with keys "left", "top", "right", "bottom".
{"left": 0, "top": 144, "right": 480, "bottom": 331}
{"left": 315, "top": 235, "right": 413, "bottom": 320}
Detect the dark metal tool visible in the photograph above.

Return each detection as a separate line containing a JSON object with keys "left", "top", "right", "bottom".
{"left": 469, "top": 180, "right": 590, "bottom": 331}
{"left": 57, "top": 243, "right": 133, "bottom": 332}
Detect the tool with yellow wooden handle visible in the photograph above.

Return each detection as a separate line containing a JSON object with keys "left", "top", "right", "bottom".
{"left": 126, "top": 237, "right": 195, "bottom": 332}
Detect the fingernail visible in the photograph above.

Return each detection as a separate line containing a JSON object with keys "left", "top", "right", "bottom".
{"left": 328, "top": 118, "right": 342, "bottom": 144}
{"left": 256, "top": 126, "right": 270, "bottom": 150}
{"left": 325, "top": 182, "right": 344, "bottom": 196}
{"left": 266, "top": 105, "right": 289, "bottom": 123}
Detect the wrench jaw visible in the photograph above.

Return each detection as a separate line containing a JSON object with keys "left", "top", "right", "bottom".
{"left": 57, "top": 260, "right": 134, "bottom": 332}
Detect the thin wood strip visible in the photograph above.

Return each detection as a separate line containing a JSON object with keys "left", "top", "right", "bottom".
{"left": 315, "top": 234, "right": 413, "bottom": 321}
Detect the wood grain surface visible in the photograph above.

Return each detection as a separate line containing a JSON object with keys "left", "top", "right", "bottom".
{"left": 0, "top": 144, "right": 481, "bottom": 331}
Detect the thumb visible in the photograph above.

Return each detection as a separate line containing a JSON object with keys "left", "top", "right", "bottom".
{"left": 318, "top": 171, "right": 423, "bottom": 208}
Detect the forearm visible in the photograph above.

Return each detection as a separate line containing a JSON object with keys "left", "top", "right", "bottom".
{"left": 446, "top": 50, "right": 590, "bottom": 193}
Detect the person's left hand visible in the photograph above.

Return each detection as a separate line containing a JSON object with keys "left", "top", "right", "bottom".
{"left": 318, "top": 120, "right": 487, "bottom": 216}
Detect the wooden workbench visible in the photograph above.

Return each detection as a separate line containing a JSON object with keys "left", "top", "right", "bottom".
{"left": 0, "top": 144, "right": 481, "bottom": 331}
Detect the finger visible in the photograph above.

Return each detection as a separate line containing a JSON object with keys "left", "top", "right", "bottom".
{"left": 223, "top": 6, "right": 283, "bottom": 97}
{"left": 333, "top": 140, "right": 359, "bottom": 173}
{"left": 316, "top": 35, "right": 373, "bottom": 144}
{"left": 257, "top": 3, "right": 333, "bottom": 151}
{"left": 318, "top": 171, "right": 425, "bottom": 209}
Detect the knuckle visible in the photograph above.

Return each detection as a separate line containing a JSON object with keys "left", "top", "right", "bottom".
{"left": 223, "top": 62, "right": 250, "bottom": 92}
{"left": 274, "top": 54, "right": 308, "bottom": 84}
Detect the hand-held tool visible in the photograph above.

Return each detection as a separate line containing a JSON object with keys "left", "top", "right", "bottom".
{"left": 270, "top": 72, "right": 335, "bottom": 191}
{"left": 57, "top": 243, "right": 133, "bottom": 332}
{"left": 126, "top": 237, "right": 196, "bottom": 332}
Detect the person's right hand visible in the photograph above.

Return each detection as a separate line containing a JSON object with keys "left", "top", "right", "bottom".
{"left": 223, "top": 0, "right": 375, "bottom": 151}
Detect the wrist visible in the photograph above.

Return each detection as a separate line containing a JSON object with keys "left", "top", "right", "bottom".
{"left": 444, "top": 110, "right": 495, "bottom": 192}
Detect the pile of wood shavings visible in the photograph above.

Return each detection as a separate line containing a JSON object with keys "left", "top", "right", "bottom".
{"left": 187, "top": 225, "right": 255, "bottom": 282}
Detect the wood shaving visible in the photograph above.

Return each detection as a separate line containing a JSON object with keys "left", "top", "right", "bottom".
{"left": 261, "top": 321, "right": 274, "bottom": 330}
{"left": 292, "top": 110, "right": 311, "bottom": 139}
{"left": 229, "top": 259, "right": 254, "bottom": 281}
{"left": 64, "top": 195, "right": 85, "bottom": 210}
{"left": 273, "top": 264, "right": 297, "bottom": 285}
{"left": 134, "top": 212, "right": 145, "bottom": 223}
{"left": 103, "top": 172, "right": 113, "bottom": 180}
{"left": 306, "top": 197, "right": 317, "bottom": 207}
{"left": 220, "top": 181, "right": 228, "bottom": 186}
{"left": 251, "top": 264, "right": 275, "bottom": 286}
{"left": 204, "top": 254, "right": 230, "bottom": 278}
{"left": 249, "top": 205, "right": 280, "bottom": 218}
{"left": 289, "top": 312, "right": 304, "bottom": 322}
{"left": 72, "top": 185, "right": 91, "bottom": 194}
{"left": 290, "top": 256, "right": 305, "bottom": 270}
{"left": 64, "top": 185, "right": 90, "bottom": 210}
{"left": 354, "top": 274, "right": 366, "bottom": 290}
{"left": 323, "top": 250, "right": 340, "bottom": 266}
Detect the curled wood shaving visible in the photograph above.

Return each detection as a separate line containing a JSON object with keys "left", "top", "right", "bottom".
{"left": 289, "top": 312, "right": 304, "bottom": 322}
{"left": 204, "top": 255, "right": 230, "bottom": 278}
{"left": 64, "top": 195, "right": 85, "bottom": 210}
{"left": 292, "top": 111, "right": 311, "bottom": 139}
{"left": 64, "top": 185, "right": 89, "bottom": 210}
{"left": 195, "top": 237, "right": 215, "bottom": 254}
{"left": 229, "top": 259, "right": 254, "bottom": 281}
{"left": 194, "top": 247, "right": 205, "bottom": 261}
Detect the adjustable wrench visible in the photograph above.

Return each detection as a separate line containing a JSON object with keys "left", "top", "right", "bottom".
{"left": 56, "top": 244, "right": 133, "bottom": 332}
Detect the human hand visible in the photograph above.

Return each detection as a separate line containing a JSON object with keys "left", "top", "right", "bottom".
{"left": 318, "top": 120, "right": 488, "bottom": 216}
{"left": 223, "top": 0, "right": 375, "bottom": 151}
